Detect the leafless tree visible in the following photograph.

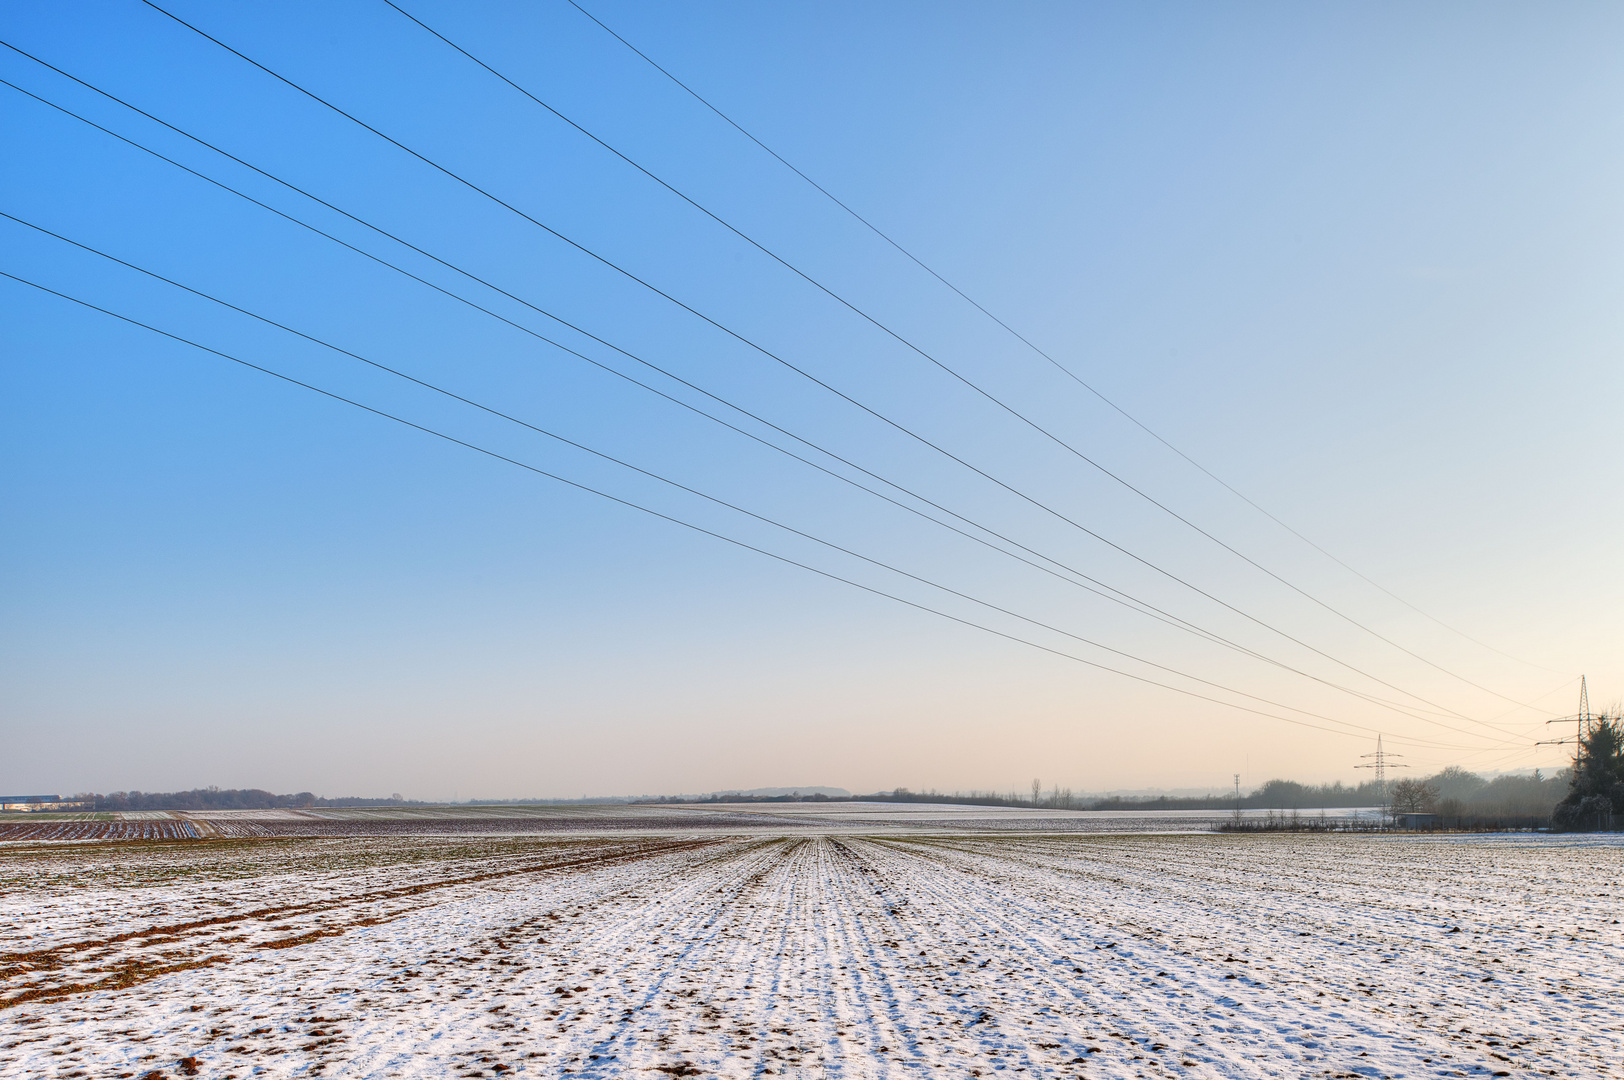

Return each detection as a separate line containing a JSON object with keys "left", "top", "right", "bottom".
{"left": 1389, "top": 777, "right": 1438, "bottom": 814}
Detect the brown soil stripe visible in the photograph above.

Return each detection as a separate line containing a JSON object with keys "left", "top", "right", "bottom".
{"left": 2, "top": 955, "right": 232, "bottom": 1008}
{"left": 0, "top": 836, "right": 719, "bottom": 1006}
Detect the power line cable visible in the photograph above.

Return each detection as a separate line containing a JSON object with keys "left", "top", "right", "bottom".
{"left": 0, "top": 62, "right": 1525, "bottom": 741}
{"left": 9, "top": 208, "right": 1527, "bottom": 750}
{"left": 389, "top": 0, "right": 1542, "bottom": 712}
{"left": 562, "top": 0, "right": 1565, "bottom": 680}
{"left": 0, "top": 70, "right": 1412, "bottom": 717}
{"left": 133, "top": 1, "right": 1514, "bottom": 729}
{"left": 2, "top": 266, "right": 1498, "bottom": 751}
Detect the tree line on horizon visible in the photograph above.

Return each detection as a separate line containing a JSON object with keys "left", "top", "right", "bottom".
{"left": 875, "top": 770, "right": 1569, "bottom": 818}
{"left": 1379, "top": 714, "right": 1621, "bottom": 831}
{"left": 663, "top": 771, "right": 1566, "bottom": 817}
{"left": 28, "top": 740, "right": 1618, "bottom": 832}
{"left": 75, "top": 788, "right": 416, "bottom": 812}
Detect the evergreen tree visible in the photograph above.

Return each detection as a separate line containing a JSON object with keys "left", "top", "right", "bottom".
{"left": 1552, "top": 715, "right": 1624, "bottom": 831}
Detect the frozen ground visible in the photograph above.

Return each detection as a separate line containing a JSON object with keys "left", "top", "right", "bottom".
{"left": 2, "top": 831, "right": 1620, "bottom": 1078}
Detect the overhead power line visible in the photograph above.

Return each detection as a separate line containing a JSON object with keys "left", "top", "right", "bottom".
{"left": 2, "top": 210, "right": 1521, "bottom": 753}
{"left": 1, "top": 266, "right": 1502, "bottom": 752}
{"left": 1, "top": 44, "right": 1530, "bottom": 741}
{"left": 390, "top": 0, "right": 1541, "bottom": 711}
{"left": 133, "top": 2, "right": 1517, "bottom": 729}
{"left": 562, "top": 0, "right": 1564, "bottom": 681}
{"left": 0, "top": 67, "right": 1497, "bottom": 736}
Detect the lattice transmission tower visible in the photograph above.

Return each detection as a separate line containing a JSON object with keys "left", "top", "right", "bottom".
{"left": 1538, "top": 675, "right": 1595, "bottom": 767}
{"left": 1356, "top": 734, "right": 1406, "bottom": 800}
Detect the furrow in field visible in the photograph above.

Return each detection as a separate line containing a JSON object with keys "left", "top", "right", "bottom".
{"left": 0, "top": 837, "right": 718, "bottom": 1007}
{"left": 859, "top": 834, "right": 1620, "bottom": 1077}
{"left": 3, "top": 830, "right": 1620, "bottom": 1080}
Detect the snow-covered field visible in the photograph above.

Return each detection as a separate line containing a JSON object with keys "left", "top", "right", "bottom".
{"left": 2, "top": 831, "right": 1620, "bottom": 1078}
{"left": 0, "top": 802, "right": 1383, "bottom": 841}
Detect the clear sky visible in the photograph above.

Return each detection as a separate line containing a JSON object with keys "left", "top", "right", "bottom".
{"left": 3, "top": 1, "right": 1621, "bottom": 800}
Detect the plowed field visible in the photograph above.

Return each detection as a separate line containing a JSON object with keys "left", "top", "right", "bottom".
{"left": 2, "top": 832, "right": 1620, "bottom": 1078}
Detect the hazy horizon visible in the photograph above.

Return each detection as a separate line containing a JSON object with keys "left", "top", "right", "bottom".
{"left": 23, "top": 764, "right": 1563, "bottom": 806}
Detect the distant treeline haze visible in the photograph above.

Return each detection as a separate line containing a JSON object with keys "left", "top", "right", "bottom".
{"left": 675, "top": 768, "right": 1569, "bottom": 818}
{"left": 81, "top": 788, "right": 414, "bottom": 812}
{"left": 873, "top": 770, "right": 1561, "bottom": 815}
{"left": 1398, "top": 766, "right": 1571, "bottom": 824}
{"left": 57, "top": 768, "right": 1569, "bottom": 820}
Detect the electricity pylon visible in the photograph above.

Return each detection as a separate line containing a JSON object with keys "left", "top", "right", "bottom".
{"left": 1356, "top": 734, "right": 1406, "bottom": 800}
{"left": 1538, "top": 675, "right": 1594, "bottom": 767}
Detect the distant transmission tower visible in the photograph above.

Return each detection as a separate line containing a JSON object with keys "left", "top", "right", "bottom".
{"left": 1539, "top": 675, "right": 1594, "bottom": 767}
{"left": 1357, "top": 735, "right": 1406, "bottom": 800}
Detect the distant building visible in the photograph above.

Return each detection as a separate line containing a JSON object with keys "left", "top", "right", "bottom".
{"left": 0, "top": 794, "right": 90, "bottom": 812}
{"left": 1394, "top": 812, "right": 1439, "bottom": 830}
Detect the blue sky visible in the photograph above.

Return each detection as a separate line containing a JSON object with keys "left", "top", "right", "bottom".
{"left": 3, "top": 1, "right": 1621, "bottom": 799}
